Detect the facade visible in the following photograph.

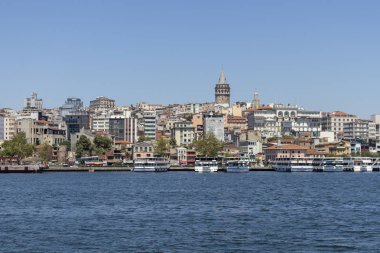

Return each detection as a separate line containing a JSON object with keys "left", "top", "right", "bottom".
{"left": 214, "top": 68, "right": 230, "bottom": 106}
{"left": 89, "top": 96, "right": 115, "bottom": 111}
{"left": 239, "top": 140, "right": 262, "bottom": 160}
{"left": 248, "top": 104, "right": 322, "bottom": 138}
{"left": 23, "top": 92, "right": 43, "bottom": 111}
{"left": 16, "top": 119, "right": 66, "bottom": 145}
{"left": 321, "top": 111, "right": 357, "bottom": 141}
{"left": 59, "top": 97, "right": 83, "bottom": 117}
{"left": 133, "top": 141, "right": 154, "bottom": 159}
{"left": 264, "top": 144, "right": 308, "bottom": 161}
{"left": 171, "top": 121, "right": 195, "bottom": 146}
{"left": 343, "top": 119, "right": 376, "bottom": 141}
{"left": 143, "top": 111, "right": 156, "bottom": 140}
{"left": 370, "top": 114, "right": 380, "bottom": 140}
{"left": 64, "top": 113, "right": 90, "bottom": 139}
{"left": 226, "top": 116, "right": 248, "bottom": 131}
{"left": 108, "top": 116, "right": 138, "bottom": 143}
{"left": 203, "top": 112, "right": 224, "bottom": 141}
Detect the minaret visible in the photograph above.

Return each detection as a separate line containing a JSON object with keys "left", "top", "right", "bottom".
{"left": 214, "top": 67, "right": 231, "bottom": 106}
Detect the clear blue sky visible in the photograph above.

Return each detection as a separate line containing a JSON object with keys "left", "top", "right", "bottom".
{"left": 0, "top": 0, "right": 379, "bottom": 118}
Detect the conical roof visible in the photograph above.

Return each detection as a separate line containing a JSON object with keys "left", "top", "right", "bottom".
{"left": 217, "top": 67, "right": 228, "bottom": 84}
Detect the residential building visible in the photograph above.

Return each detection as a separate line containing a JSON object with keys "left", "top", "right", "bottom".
{"left": 239, "top": 140, "right": 262, "bottom": 160}
{"left": 171, "top": 121, "right": 195, "bottom": 146}
{"left": 321, "top": 111, "right": 357, "bottom": 141}
{"left": 143, "top": 111, "right": 156, "bottom": 140}
{"left": 89, "top": 96, "right": 115, "bottom": 111}
{"left": 108, "top": 116, "right": 138, "bottom": 143}
{"left": 23, "top": 92, "right": 43, "bottom": 111}
{"left": 64, "top": 113, "right": 90, "bottom": 139}
{"left": 59, "top": 97, "right": 83, "bottom": 117}
{"left": 343, "top": 119, "right": 375, "bottom": 141}
{"left": 133, "top": 141, "right": 154, "bottom": 159}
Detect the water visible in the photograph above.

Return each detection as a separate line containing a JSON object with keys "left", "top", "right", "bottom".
{"left": 1, "top": 172, "right": 380, "bottom": 252}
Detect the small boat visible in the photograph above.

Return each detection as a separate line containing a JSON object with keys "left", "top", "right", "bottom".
{"left": 195, "top": 158, "right": 218, "bottom": 173}
{"left": 133, "top": 157, "right": 170, "bottom": 172}
{"left": 226, "top": 160, "right": 250, "bottom": 173}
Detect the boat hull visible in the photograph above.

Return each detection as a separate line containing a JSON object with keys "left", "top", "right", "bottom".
{"left": 195, "top": 166, "right": 218, "bottom": 173}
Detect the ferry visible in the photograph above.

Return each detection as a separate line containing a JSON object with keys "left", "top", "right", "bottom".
{"left": 342, "top": 158, "right": 355, "bottom": 172}
{"left": 322, "top": 159, "right": 344, "bottom": 172}
{"left": 360, "top": 158, "right": 373, "bottom": 172}
{"left": 133, "top": 157, "right": 170, "bottom": 172}
{"left": 226, "top": 160, "right": 250, "bottom": 173}
{"left": 195, "top": 158, "right": 218, "bottom": 173}
{"left": 270, "top": 158, "right": 314, "bottom": 172}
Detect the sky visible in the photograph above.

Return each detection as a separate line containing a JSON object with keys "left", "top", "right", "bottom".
{"left": 0, "top": 0, "right": 379, "bottom": 118}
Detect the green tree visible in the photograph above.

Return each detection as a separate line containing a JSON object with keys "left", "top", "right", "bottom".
{"left": 38, "top": 142, "right": 52, "bottom": 164}
{"left": 93, "top": 135, "right": 112, "bottom": 150}
{"left": 154, "top": 136, "right": 169, "bottom": 157}
{"left": 0, "top": 132, "right": 34, "bottom": 163}
{"left": 169, "top": 138, "right": 177, "bottom": 147}
{"left": 60, "top": 140, "right": 72, "bottom": 151}
{"left": 76, "top": 135, "right": 93, "bottom": 158}
{"left": 194, "top": 132, "right": 223, "bottom": 157}
{"left": 138, "top": 135, "right": 149, "bottom": 142}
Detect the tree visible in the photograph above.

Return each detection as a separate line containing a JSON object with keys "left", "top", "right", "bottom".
{"left": 60, "top": 140, "right": 71, "bottom": 151}
{"left": 93, "top": 135, "right": 112, "bottom": 150}
{"left": 138, "top": 135, "right": 149, "bottom": 142}
{"left": 76, "top": 135, "right": 93, "bottom": 158}
{"left": 0, "top": 132, "right": 34, "bottom": 164}
{"left": 154, "top": 136, "right": 169, "bottom": 157}
{"left": 38, "top": 142, "right": 52, "bottom": 164}
{"left": 193, "top": 132, "right": 223, "bottom": 157}
{"left": 169, "top": 138, "right": 177, "bottom": 147}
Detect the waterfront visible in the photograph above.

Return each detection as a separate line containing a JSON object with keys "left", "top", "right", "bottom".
{"left": 1, "top": 172, "right": 380, "bottom": 252}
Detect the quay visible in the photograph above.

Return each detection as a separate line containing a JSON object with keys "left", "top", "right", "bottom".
{"left": 0, "top": 165, "right": 43, "bottom": 173}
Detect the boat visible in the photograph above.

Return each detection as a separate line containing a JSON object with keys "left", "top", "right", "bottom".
{"left": 360, "top": 158, "right": 373, "bottom": 172}
{"left": 226, "top": 160, "right": 250, "bottom": 173}
{"left": 353, "top": 158, "right": 363, "bottom": 172}
{"left": 133, "top": 157, "right": 170, "bottom": 172}
{"left": 195, "top": 158, "right": 218, "bottom": 173}
{"left": 342, "top": 158, "right": 354, "bottom": 172}
{"left": 322, "top": 159, "right": 344, "bottom": 172}
{"left": 372, "top": 159, "right": 380, "bottom": 172}
{"left": 270, "top": 158, "right": 314, "bottom": 172}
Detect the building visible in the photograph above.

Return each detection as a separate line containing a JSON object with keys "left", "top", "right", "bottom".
{"left": 143, "top": 111, "right": 156, "bottom": 140}
{"left": 251, "top": 92, "right": 260, "bottom": 109}
{"left": 321, "top": 111, "right": 357, "bottom": 141}
{"left": 23, "top": 92, "right": 43, "bottom": 111}
{"left": 59, "top": 98, "right": 83, "bottom": 117}
{"left": 16, "top": 119, "right": 66, "bottom": 146}
{"left": 108, "top": 116, "right": 138, "bottom": 143}
{"left": 64, "top": 113, "right": 90, "bottom": 139}
{"left": 133, "top": 141, "right": 154, "bottom": 159}
{"left": 239, "top": 140, "right": 262, "bottom": 160}
{"left": 203, "top": 112, "right": 224, "bottom": 141}
{"left": 89, "top": 96, "right": 115, "bottom": 111}
{"left": 343, "top": 119, "right": 376, "bottom": 141}
{"left": 214, "top": 68, "right": 231, "bottom": 106}
{"left": 248, "top": 104, "right": 321, "bottom": 138}
{"left": 370, "top": 114, "right": 380, "bottom": 140}
{"left": 264, "top": 144, "right": 308, "bottom": 161}
{"left": 176, "top": 147, "right": 196, "bottom": 165}
{"left": 226, "top": 115, "right": 248, "bottom": 131}
{"left": 171, "top": 121, "right": 195, "bottom": 146}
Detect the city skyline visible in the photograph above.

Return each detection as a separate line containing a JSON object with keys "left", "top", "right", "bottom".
{"left": 1, "top": 1, "right": 380, "bottom": 117}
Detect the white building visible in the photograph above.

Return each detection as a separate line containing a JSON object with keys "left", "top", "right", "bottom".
{"left": 322, "top": 111, "right": 357, "bottom": 141}
{"left": 171, "top": 121, "right": 195, "bottom": 146}
{"left": 203, "top": 112, "right": 224, "bottom": 141}
{"left": 24, "top": 92, "right": 43, "bottom": 111}
{"left": 143, "top": 111, "right": 156, "bottom": 140}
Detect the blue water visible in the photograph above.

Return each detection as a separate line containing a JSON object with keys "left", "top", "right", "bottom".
{"left": 1, "top": 172, "right": 380, "bottom": 252}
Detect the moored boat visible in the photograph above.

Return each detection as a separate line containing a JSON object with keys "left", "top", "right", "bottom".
{"left": 226, "top": 160, "right": 250, "bottom": 173}
{"left": 195, "top": 158, "right": 218, "bottom": 173}
{"left": 270, "top": 158, "right": 314, "bottom": 172}
{"left": 133, "top": 157, "right": 170, "bottom": 172}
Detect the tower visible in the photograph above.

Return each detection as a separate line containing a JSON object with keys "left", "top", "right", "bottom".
{"left": 214, "top": 67, "right": 231, "bottom": 106}
{"left": 252, "top": 91, "right": 260, "bottom": 109}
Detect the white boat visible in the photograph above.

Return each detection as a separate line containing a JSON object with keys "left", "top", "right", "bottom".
{"left": 342, "top": 158, "right": 354, "bottom": 172}
{"left": 322, "top": 159, "right": 344, "bottom": 172}
{"left": 353, "top": 158, "right": 363, "bottom": 172}
{"left": 360, "top": 159, "right": 373, "bottom": 172}
{"left": 195, "top": 158, "right": 218, "bottom": 173}
{"left": 271, "top": 158, "right": 314, "bottom": 172}
{"left": 226, "top": 160, "right": 250, "bottom": 173}
{"left": 133, "top": 157, "right": 170, "bottom": 172}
